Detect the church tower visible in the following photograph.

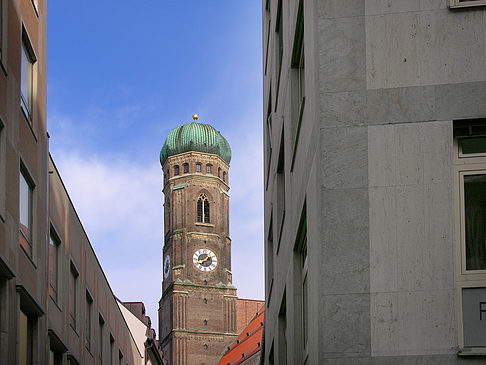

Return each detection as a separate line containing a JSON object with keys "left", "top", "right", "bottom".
{"left": 158, "top": 115, "right": 238, "bottom": 365}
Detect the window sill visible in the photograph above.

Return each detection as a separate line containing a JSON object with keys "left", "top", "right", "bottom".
{"left": 70, "top": 323, "right": 79, "bottom": 337}
{"left": 195, "top": 222, "right": 215, "bottom": 228}
{"left": 450, "top": 1, "right": 486, "bottom": 8}
{"left": 458, "top": 348, "right": 486, "bottom": 356}
{"left": 49, "top": 294, "right": 62, "bottom": 312}
{"left": 20, "top": 105, "right": 38, "bottom": 143}
{"left": 19, "top": 236, "right": 36, "bottom": 269}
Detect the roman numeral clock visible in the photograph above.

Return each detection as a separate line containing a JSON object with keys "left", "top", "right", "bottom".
{"left": 158, "top": 115, "right": 238, "bottom": 365}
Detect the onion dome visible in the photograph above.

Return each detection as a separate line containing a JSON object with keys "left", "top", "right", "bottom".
{"left": 160, "top": 115, "right": 232, "bottom": 166}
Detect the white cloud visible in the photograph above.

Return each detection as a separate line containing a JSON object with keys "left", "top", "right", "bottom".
{"left": 51, "top": 150, "right": 164, "bottom": 321}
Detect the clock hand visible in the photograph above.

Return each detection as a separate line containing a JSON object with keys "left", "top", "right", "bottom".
{"left": 198, "top": 255, "right": 211, "bottom": 264}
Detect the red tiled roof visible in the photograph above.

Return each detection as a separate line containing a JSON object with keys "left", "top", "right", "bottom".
{"left": 218, "top": 305, "right": 264, "bottom": 365}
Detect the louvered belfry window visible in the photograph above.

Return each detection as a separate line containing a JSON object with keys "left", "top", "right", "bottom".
{"left": 197, "top": 194, "right": 210, "bottom": 223}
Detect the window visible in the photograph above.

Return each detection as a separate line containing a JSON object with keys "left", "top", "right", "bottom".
{"left": 99, "top": 315, "right": 104, "bottom": 364}
{"left": 196, "top": 163, "right": 201, "bottom": 172}
{"left": 118, "top": 350, "right": 123, "bottom": 365}
{"left": 454, "top": 120, "right": 486, "bottom": 351}
{"left": 49, "top": 230, "right": 60, "bottom": 302}
{"left": 31, "top": 0, "right": 39, "bottom": 14}
{"left": 276, "top": 129, "right": 286, "bottom": 251}
{"left": 450, "top": 0, "right": 486, "bottom": 8}
{"left": 70, "top": 263, "right": 78, "bottom": 330}
{"left": 223, "top": 171, "right": 226, "bottom": 182}
{"left": 218, "top": 167, "right": 221, "bottom": 178}
{"left": 21, "top": 31, "right": 36, "bottom": 121}
{"left": 19, "top": 167, "right": 33, "bottom": 256}
{"left": 206, "top": 164, "right": 212, "bottom": 174}
{"left": 291, "top": 0, "right": 304, "bottom": 108}
{"left": 19, "top": 309, "right": 34, "bottom": 365}
{"left": 275, "top": 0, "right": 283, "bottom": 94}
{"left": 197, "top": 193, "right": 210, "bottom": 223}
{"left": 49, "top": 348, "right": 62, "bottom": 365}
{"left": 264, "top": 18, "right": 271, "bottom": 75}
{"left": 110, "top": 334, "right": 114, "bottom": 365}
{"left": 183, "top": 163, "right": 189, "bottom": 174}
{"left": 266, "top": 89, "right": 273, "bottom": 189}
{"left": 278, "top": 294, "right": 287, "bottom": 365}
{"left": 290, "top": 0, "right": 305, "bottom": 170}
{"left": 174, "top": 165, "right": 179, "bottom": 176}
{"left": 266, "top": 215, "right": 274, "bottom": 306}
{"left": 85, "top": 292, "right": 92, "bottom": 351}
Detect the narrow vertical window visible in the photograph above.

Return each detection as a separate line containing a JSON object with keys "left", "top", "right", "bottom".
{"left": 196, "top": 163, "right": 201, "bottom": 172}
{"left": 206, "top": 164, "right": 212, "bottom": 174}
{"left": 278, "top": 294, "right": 287, "bottom": 365}
{"left": 85, "top": 291, "right": 92, "bottom": 351}
{"left": 118, "top": 350, "right": 123, "bottom": 365}
{"left": 276, "top": 130, "right": 286, "bottom": 246}
{"left": 20, "top": 32, "right": 35, "bottom": 121}
{"left": 174, "top": 165, "right": 179, "bottom": 176}
{"left": 223, "top": 171, "right": 226, "bottom": 182}
{"left": 197, "top": 193, "right": 210, "bottom": 223}
{"left": 19, "top": 167, "right": 33, "bottom": 256}
{"left": 183, "top": 163, "right": 189, "bottom": 173}
{"left": 218, "top": 167, "right": 221, "bottom": 178}
{"left": 267, "top": 215, "right": 274, "bottom": 306}
{"left": 99, "top": 315, "right": 104, "bottom": 364}
{"left": 109, "top": 334, "right": 115, "bottom": 365}
{"left": 463, "top": 173, "right": 486, "bottom": 270}
{"left": 49, "top": 230, "right": 60, "bottom": 302}
{"left": 19, "top": 309, "right": 33, "bottom": 365}
{"left": 70, "top": 263, "right": 78, "bottom": 329}
{"left": 291, "top": 0, "right": 305, "bottom": 170}
{"left": 275, "top": 0, "right": 283, "bottom": 87}
{"left": 301, "top": 235, "right": 308, "bottom": 356}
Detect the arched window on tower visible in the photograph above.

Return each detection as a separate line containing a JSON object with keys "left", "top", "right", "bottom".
{"left": 197, "top": 194, "right": 210, "bottom": 223}
{"left": 218, "top": 167, "right": 221, "bottom": 178}
{"left": 183, "top": 163, "right": 189, "bottom": 174}
{"left": 174, "top": 165, "right": 180, "bottom": 176}
{"left": 223, "top": 171, "right": 227, "bottom": 182}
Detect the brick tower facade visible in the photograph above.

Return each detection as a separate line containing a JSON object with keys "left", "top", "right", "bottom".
{"left": 158, "top": 116, "right": 238, "bottom": 364}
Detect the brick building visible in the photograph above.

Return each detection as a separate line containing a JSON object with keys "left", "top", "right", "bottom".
{"left": 158, "top": 115, "right": 264, "bottom": 364}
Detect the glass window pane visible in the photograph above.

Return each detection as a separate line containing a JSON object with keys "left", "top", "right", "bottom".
{"left": 461, "top": 137, "right": 486, "bottom": 155}
{"left": 19, "top": 171, "right": 32, "bottom": 252}
{"left": 19, "top": 310, "right": 32, "bottom": 365}
{"left": 21, "top": 44, "right": 32, "bottom": 113}
{"left": 464, "top": 174, "right": 486, "bottom": 270}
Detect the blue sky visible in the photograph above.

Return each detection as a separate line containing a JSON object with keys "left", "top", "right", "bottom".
{"left": 47, "top": 1, "right": 264, "bottom": 323}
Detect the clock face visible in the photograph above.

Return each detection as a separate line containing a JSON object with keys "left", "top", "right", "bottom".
{"left": 193, "top": 248, "right": 217, "bottom": 272}
{"left": 163, "top": 255, "right": 171, "bottom": 279}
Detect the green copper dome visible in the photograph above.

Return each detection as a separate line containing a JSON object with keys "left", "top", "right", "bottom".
{"left": 160, "top": 118, "right": 231, "bottom": 166}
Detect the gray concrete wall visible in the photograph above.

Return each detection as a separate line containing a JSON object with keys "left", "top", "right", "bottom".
{"left": 264, "top": 0, "right": 486, "bottom": 364}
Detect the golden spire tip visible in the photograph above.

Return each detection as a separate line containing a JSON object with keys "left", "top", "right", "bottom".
{"left": 192, "top": 114, "right": 199, "bottom": 122}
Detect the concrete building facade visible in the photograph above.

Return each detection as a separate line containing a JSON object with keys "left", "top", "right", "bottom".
{"left": 262, "top": 0, "right": 486, "bottom": 364}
